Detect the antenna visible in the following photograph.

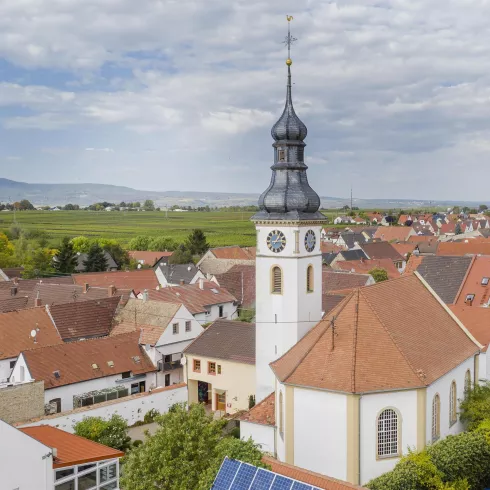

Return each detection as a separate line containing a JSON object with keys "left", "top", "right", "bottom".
{"left": 30, "top": 329, "right": 37, "bottom": 343}
{"left": 350, "top": 185, "right": 353, "bottom": 211}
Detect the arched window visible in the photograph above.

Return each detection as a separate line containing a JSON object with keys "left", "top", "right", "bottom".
{"left": 449, "top": 381, "right": 457, "bottom": 426}
{"left": 306, "top": 265, "right": 314, "bottom": 293}
{"left": 432, "top": 394, "right": 440, "bottom": 441}
{"left": 271, "top": 266, "right": 282, "bottom": 294}
{"left": 279, "top": 391, "right": 284, "bottom": 437}
{"left": 464, "top": 370, "right": 471, "bottom": 398}
{"left": 377, "top": 408, "right": 399, "bottom": 458}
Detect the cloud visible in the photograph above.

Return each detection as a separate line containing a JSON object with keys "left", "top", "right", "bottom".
{"left": 85, "top": 147, "right": 115, "bottom": 152}
{"left": 5, "top": 156, "right": 21, "bottom": 161}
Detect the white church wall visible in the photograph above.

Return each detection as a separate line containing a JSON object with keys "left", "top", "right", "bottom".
{"left": 241, "top": 421, "right": 275, "bottom": 455}
{"left": 360, "top": 389, "right": 418, "bottom": 484}
{"left": 293, "top": 387, "right": 348, "bottom": 482}
{"left": 275, "top": 383, "right": 286, "bottom": 462}
{"left": 426, "top": 355, "right": 474, "bottom": 442}
{"left": 480, "top": 350, "right": 488, "bottom": 380}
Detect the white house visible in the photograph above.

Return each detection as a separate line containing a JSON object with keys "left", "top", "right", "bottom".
{"left": 153, "top": 260, "right": 204, "bottom": 286}
{"left": 10, "top": 331, "right": 157, "bottom": 413}
{"left": 0, "top": 420, "right": 123, "bottom": 490}
{"left": 114, "top": 298, "right": 204, "bottom": 386}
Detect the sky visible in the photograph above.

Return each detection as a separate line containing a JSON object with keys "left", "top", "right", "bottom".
{"left": 1, "top": 0, "right": 490, "bottom": 201}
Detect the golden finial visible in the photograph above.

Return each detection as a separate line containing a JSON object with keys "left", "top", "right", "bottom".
{"left": 283, "top": 15, "right": 297, "bottom": 65}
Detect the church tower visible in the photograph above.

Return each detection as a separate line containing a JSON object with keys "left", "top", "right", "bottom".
{"left": 253, "top": 17, "right": 326, "bottom": 402}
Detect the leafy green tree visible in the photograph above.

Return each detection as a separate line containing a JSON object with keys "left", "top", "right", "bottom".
{"left": 168, "top": 245, "right": 193, "bottom": 264}
{"left": 128, "top": 235, "right": 151, "bottom": 251}
{"left": 148, "top": 236, "right": 177, "bottom": 251}
{"left": 185, "top": 229, "right": 209, "bottom": 255}
{"left": 19, "top": 199, "right": 34, "bottom": 210}
{"left": 83, "top": 243, "right": 108, "bottom": 272}
{"left": 455, "top": 223, "right": 462, "bottom": 235}
{"left": 54, "top": 237, "right": 78, "bottom": 273}
{"left": 144, "top": 200, "right": 155, "bottom": 211}
{"left": 22, "top": 248, "right": 57, "bottom": 278}
{"left": 368, "top": 267, "right": 389, "bottom": 283}
{"left": 71, "top": 236, "right": 92, "bottom": 253}
{"left": 0, "top": 232, "right": 14, "bottom": 256}
{"left": 101, "top": 242, "right": 129, "bottom": 269}
{"left": 459, "top": 382, "right": 490, "bottom": 431}
{"left": 120, "top": 403, "right": 266, "bottom": 490}
{"left": 73, "top": 415, "right": 131, "bottom": 452}
{"left": 479, "top": 204, "right": 488, "bottom": 212}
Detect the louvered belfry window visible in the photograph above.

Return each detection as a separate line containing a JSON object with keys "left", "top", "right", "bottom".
{"left": 377, "top": 408, "right": 399, "bottom": 457}
{"left": 272, "top": 266, "right": 282, "bottom": 294}
{"left": 306, "top": 265, "right": 314, "bottom": 293}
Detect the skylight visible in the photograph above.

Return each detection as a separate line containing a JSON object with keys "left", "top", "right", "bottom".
{"left": 91, "top": 363, "right": 99, "bottom": 369}
{"left": 482, "top": 277, "right": 489, "bottom": 286}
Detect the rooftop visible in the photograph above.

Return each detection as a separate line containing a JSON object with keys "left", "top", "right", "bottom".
{"left": 213, "top": 264, "right": 255, "bottom": 308}
{"left": 73, "top": 269, "right": 158, "bottom": 291}
{"left": 154, "top": 260, "right": 200, "bottom": 284}
{"left": 322, "top": 269, "right": 371, "bottom": 294}
{"left": 449, "top": 305, "right": 490, "bottom": 351}
{"left": 437, "top": 242, "right": 490, "bottom": 256}
{"left": 128, "top": 250, "right": 173, "bottom": 266}
{"left": 239, "top": 391, "right": 275, "bottom": 426}
{"left": 361, "top": 241, "right": 404, "bottom": 262}
{"left": 373, "top": 226, "right": 414, "bottom": 242}
{"left": 453, "top": 255, "right": 490, "bottom": 306}
{"left": 333, "top": 258, "right": 400, "bottom": 280}
{"left": 19, "top": 425, "right": 124, "bottom": 468}
{"left": 210, "top": 246, "right": 256, "bottom": 260}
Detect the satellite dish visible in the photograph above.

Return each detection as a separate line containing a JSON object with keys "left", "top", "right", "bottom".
{"left": 137, "top": 264, "right": 142, "bottom": 269}
{"left": 30, "top": 329, "right": 37, "bottom": 338}
{"left": 180, "top": 356, "right": 187, "bottom": 366}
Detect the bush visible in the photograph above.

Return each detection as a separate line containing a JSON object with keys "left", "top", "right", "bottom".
{"left": 459, "top": 382, "right": 490, "bottom": 431}
{"left": 73, "top": 414, "right": 131, "bottom": 452}
{"left": 230, "top": 427, "right": 240, "bottom": 439}
{"left": 143, "top": 409, "right": 160, "bottom": 424}
{"left": 427, "top": 431, "right": 490, "bottom": 489}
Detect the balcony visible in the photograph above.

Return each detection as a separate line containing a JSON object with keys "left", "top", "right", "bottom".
{"left": 158, "top": 360, "right": 182, "bottom": 372}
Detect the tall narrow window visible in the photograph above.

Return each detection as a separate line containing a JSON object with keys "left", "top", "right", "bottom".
{"left": 432, "top": 394, "right": 440, "bottom": 441}
{"left": 271, "top": 266, "right": 282, "bottom": 294}
{"left": 377, "top": 408, "right": 399, "bottom": 458}
{"left": 278, "top": 149, "right": 286, "bottom": 162}
{"left": 306, "top": 265, "right": 314, "bottom": 293}
{"left": 449, "top": 381, "right": 457, "bottom": 426}
{"left": 279, "top": 391, "right": 284, "bottom": 437}
{"left": 464, "top": 370, "right": 471, "bottom": 399}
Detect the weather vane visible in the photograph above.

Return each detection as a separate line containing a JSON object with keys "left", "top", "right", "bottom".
{"left": 283, "top": 15, "right": 297, "bottom": 66}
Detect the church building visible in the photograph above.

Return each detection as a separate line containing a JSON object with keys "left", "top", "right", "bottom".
{"left": 241, "top": 19, "right": 483, "bottom": 486}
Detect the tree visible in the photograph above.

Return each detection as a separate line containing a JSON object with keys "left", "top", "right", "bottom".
{"left": 19, "top": 199, "right": 34, "bottom": 210}
{"left": 148, "top": 236, "right": 177, "bottom": 251}
{"left": 479, "top": 204, "right": 488, "bottom": 212}
{"left": 128, "top": 235, "right": 151, "bottom": 251}
{"left": 144, "top": 199, "right": 155, "bottom": 211}
{"left": 22, "top": 248, "right": 57, "bottom": 278}
{"left": 459, "top": 382, "right": 490, "bottom": 431}
{"left": 0, "top": 232, "right": 14, "bottom": 256}
{"left": 73, "top": 415, "right": 131, "bottom": 452}
{"left": 54, "top": 237, "right": 78, "bottom": 274}
{"left": 71, "top": 236, "right": 92, "bottom": 253}
{"left": 102, "top": 242, "right": 129, "bottom": 269}
{"left": 168, "top": 245, "right": 193, "bottom": 264}
{"left": 186, "top": 229, "right": 209, "bottom": 255}
{"left": 455, "top": 223, "right": 462, "bottom": 235}
{"left": 368, "top": 267, "right": 389, "bottom": 283}
{"left": 83, "top": 243, "right": 108, "bottom": 272}
{"left": 120, "top": 403, "right": 266, "bottom": 490}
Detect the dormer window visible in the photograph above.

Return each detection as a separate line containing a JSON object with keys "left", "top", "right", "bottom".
{"left": 278, "top": 149, "right": 286, "bottom": 162}
{"left": 482, "top": 277, "right": 489, "bottom": 286}
{"left": 465, "top": 294, "right": 475, "bottom": 305}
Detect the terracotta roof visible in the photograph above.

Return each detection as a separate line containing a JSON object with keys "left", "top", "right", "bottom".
{"left": 0, "top": 267, "right": 24, "bottom": 279}
{"left": 0, "top": 296, "right": 28, "bottom": 312}
{"left": 239, "top": 392, "right": 275, "bottom": 426}
{"left": 361, "top": 241, "right": 404, "bottom": 262}
{"left": 0, "top": 308, "right": 63, "bottom": 360}
{"left": 48, "top": 296, "right": 121, "bottom": 341}
{"left": 437, "top": 242, "right": 490, "bottom": 256}
{"left": 22, "top": 331, "right": 156, "bottom": 388}
{"left": 111, "top": 320, "right": 172, "bottom": 345}
{"left": 416, "top": 241, "right": 439, "bottom": 254}
{"left": 453, "top": 255, "right": 490, "bottom": 306}
{"left": 333, "top": 258, "right": 400, "bottom": 280}
{"left": 416, "top": 256, "right": 473, "bottom": 304}
{"left": 323, "top": 269, "right": 371, "bottom": 294}
{"left": 323, "top": 293, "right": 347, "bottom": 313}
{"left": 19, "top": 425, "right": 124, "bottom": 468}
{"left": 321, "top": 242, "right": 344, "bottom": 253}
{"left": 115, "top": 299, "right": 181, "bottom": 332}
{"left": 214, "top": 264, "right": 255, "bottom": 308}
{"left": 271, "top": 274, "right": 479, "bottom": 393}
{"left": 440, "top": 222, "right": 456, "bottom": 234}
{"left": 373, "top": 227, "right": 414, "bottom": 242}
{"left": 211, "top": 246, "right": 256, "bottom": 260}
{"left": 407, "top": 235, "right": 437, "bottom": 243}
{"left": 184, "top": 319, "right": 255, "bottom": 364}
{"left": 73, "top": 269, "right": 158, "bottom": 291}
{"left": 403, "top": 254, "right": 424, "bottom": 275}
{"left": 147, "top": 281, "right": 236, "bottom": 315}
{"left": 128, "top": 250, "right": 173, "bottom": 266}
{"left": 449, "top": 305, "right": 490, "bottom": 351}
{"left": 263, "top": 457, "right": 367, "bottom": 490}
{"left": 391, "top": 242, "right": 417, "bottom": 257}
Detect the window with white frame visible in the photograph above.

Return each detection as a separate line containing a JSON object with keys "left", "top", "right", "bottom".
{"left": 54, "top": 459, "right": 119, "bottom": 490}
{"left": 449, "top": 381, "right": 457, "bottom": 426}
{"left": 185, "top": 321, "right": 191, "bottom": 332}
{"left": 432, "top": 394, "right": 440, "bottom": 441}
{"left": 172, "top": 323, "right": 179, "bottom": 334}
{"left": 377, "top": 408, "right": 399, "bottom": 458}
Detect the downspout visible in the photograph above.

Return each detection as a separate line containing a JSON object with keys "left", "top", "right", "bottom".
{"left": 358, "top": 395, "right": 362, "bottom": 485}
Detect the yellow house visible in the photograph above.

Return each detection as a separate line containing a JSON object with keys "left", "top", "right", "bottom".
{"left": 183, "top": 319, "right": 255, "bottom": 414}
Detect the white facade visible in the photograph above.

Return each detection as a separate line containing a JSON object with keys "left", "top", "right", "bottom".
{"left": 255, "top": 223, "right": 324, "bottom": 402}
{"left": 154, "top": 265, "right": 204, "bottom": 287}
{"left": 193, "top": 301, "right": 237, "bottom": 324}
{"left": 0, "top": 419, "right": 54, "bottom": 490}
{"left": 0, "top": 357, "right": 16, "bottom": 383}
{"left": 241, "top": 421, "right": 275, "bottom": 454}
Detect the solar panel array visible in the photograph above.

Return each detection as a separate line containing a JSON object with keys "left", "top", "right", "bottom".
{"left": 212, "top": 458, "right": 323, "bottom": 490}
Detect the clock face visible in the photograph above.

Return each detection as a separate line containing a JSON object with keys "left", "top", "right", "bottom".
{"left": 304, "top": 230, "right": 316, "bottom": 252}
{"left": 267, "top": 230, "right": 286, "bottom": 253}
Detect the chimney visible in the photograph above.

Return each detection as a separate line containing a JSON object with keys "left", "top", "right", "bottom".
{"left": 198, "top": 277, "right": 204, "bottom": 290}
{"left": 83, "top": 283, "right": 89, "bottom": 293}
{"left": 35, "top": 291, "right": 42, "bottom": 307}
{"left": 10, "top": 286, "right": 17, "bottom": 297}
{"left": 108, "top": 285, "right": 116, "bottom": 297}
{"left": 180, "top": 280, "right": 185, "bottom": 285}
{"left": 142, "top": 289, "right": 149, "bottom": 302}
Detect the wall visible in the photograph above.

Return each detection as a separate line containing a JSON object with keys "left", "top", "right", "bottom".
{"left": 481, "top": 350, "right": 488, "bottom": 380}
{"left": 426, "top": 355, "right": 475, "bottom": 443}
{"left": 293, "top": 387, "right": 348, "bottom": 482}
{"left": 360, "top": 389, "right": 418, "bottom": 484}
{"left": 0, "top": 419, "right": 54, "bottom": 490}
{"left": 18, "top": 383, "right": 187, "bottom": 433}
{"left": 241, "top": 421, "right": 275, "bottom": 454}
{"left": 185, "top": 354, "right": 255, "bottom": 413}
{"left": 0, "top": 357, "right": 15, "bottom": 383}
{"left": 0, "top": 380, "right": 44, "bottom": 424}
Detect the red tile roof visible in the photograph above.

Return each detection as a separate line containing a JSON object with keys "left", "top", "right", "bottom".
{"left": 391, "top": 242, "right": 417, "bottom": 257}
{"left": 22, "top": 331, "right": 156, "bottom": 388}
{"left": 437, "top": 242, "right": 490, "bottom": 256}
{"left": 440, "top": 222, "right": 456, "bottom": 234}
{"left": 403, "top": 254, "right": 424, "bottom": 275}
{"left": 453, "top": 255, "right": 490, "bottom": 306}
{"left": 407, "top": 235, "right": 437, "bottom": 243}
{"left": 361, "top": 241, "right": 404, "bottom": 262}
{"left": 128, "top": 250, "right": 173, "bottom": 266}
{"left": 0, "top": 308, "right": 63, "bottom": 360}
{"left": 333, "top": 258, "right": 400, "bottom": 280}
{"left": 263, "top": 457, "right": 367, "bottom": 490}
{"left": 73, "top": 269, "right": 158, "bottom": 290}
{"left": 323, "top": 269, "right": 371, "bottom": 294}
{"left": 449, "top": 305, "right": 490, "bottom": 351}
{"left": 373, "top": 227, "right": 414, "bottom": 242}
{"left": 19, "top": 425, "right": 124, "bottom": 468}
{"left": 239, "top": 392, "right": 275, "bottom": 426}
{"left": 214, "top": 264, "right": 255, "bottom": 308}
{"left": 271, "top": 274, "right": 479, "bottom": 393}
{"left": 210, "top": 246, "right": 256, "bottom": 260}
{"left": 321, "top": 242, "right": 344, "bottom": 253}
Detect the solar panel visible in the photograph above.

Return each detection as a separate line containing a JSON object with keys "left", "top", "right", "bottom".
{"left": 211, "top": 458, "right": 322, "bottom": 490}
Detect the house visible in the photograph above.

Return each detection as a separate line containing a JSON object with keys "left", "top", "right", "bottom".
{"left": 154, "top": 259, "right": 204, "bottom": 286}
{"left": 337, "top": 231, "right": 367, "bottom": 249}
{"left": 365, "top": 212, "right": 383, "bottom": 224}
{"left": 244, "top": 274, "right": 481, "bottom": 484}
{"left": 0, "top": 308, "right": 63, "bottom": 384}
{"left": 212, "top": 263, "right": 256, "bottom": 310}
{"left": 73, "top": 251, "right": 118, "bottom": 272}
{"left": 322, "top": 269, "right": 374, "bottom": 296}
{"left": 439, "top": 222, "right": 456, "bottom": 235}
{"left": 10, "top": 331, "right": 156, "bottom": 413}
{"left": 0, "top": 420, "right": 124, "bottom": 490}
{"left": 415, "top": 241, "right": 439, "bottom": 255}
{"left": 146, "top": 279, "right": 237, "bottom": 324}
{"left": 412, "top": 222, "right": 435, "bottom": 235}
{"left": 184, "top": 319, "right": 255, "bottom": 413}
{"left": 373, "top": 226, "right": 416, "bottom": 242}
{"left": 114, "top": 298, "right": 204, "bottom": 386}
{"left": 360, "top": 241, "right": 406, "bottom": 272}
{"left": 436, "top": 241, "right": 490, "bottom": 256}
{"left": 332, "top": 258, "right": 400, "bottom": 280}
{"left": 397, "top": 214, "right": 413, "bottom": 226}
{"left": 391, "top": 242, "right": 417, "bottom": 259}
{"left": 197, "top": 246, "right": 256, "bottom": 276}
{"left": 452, "top": 255, "right": 490, "bottom": 307}
{"left": 128, "top": 250, "right": 173, "bottom": 266}
{"left": 73, "top": 269, "right": 159, "bottom": 292}
{"left": 330, "top": 249, "right": 369, "bottom": 268}
{"left": 333, "top": 216, "right": 352, "bottom": 225}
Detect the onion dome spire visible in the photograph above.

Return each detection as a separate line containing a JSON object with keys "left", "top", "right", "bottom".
{"left": 253, "top": 16, "right": 324, "bottom": 222}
